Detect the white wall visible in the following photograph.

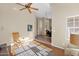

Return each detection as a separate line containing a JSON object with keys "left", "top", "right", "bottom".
{"left": 50, "top": 3, "right": 79, "bottom": 48}
{"left": 0, "top": 4, "right": 36, "bottom": 45}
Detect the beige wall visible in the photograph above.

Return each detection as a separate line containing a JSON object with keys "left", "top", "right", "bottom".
{"left": 50, "top": 3, "right": 79, "bottom": 48}
{"left": 0, "top": 4, "right": 36, "bottom": 45}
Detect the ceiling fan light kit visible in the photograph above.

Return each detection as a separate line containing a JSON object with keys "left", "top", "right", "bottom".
{"left": 16, "top": 3, "right": 38, "bottom": 13}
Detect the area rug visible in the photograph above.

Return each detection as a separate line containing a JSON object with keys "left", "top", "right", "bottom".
{"left": 15, "top": 41, "right": 55, "bottom": 56}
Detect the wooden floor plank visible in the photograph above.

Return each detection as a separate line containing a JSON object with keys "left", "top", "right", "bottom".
{"left": 34, "top": 39, "right": 64, "bottom": 56}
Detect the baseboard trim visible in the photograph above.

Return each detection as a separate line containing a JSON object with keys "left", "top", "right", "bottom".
{"left": 0, "top": 42, "right": 7, "bottom": 45}
{"left": 53, "top": 45, "right": 64, "bottom": 49}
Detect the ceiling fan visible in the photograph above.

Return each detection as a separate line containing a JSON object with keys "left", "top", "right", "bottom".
{"left": 16, "top": 3, "right": 38, "bottom": 13}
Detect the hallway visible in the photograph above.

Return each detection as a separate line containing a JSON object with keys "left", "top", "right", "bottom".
{"left": 35, "top": 35, "right": 51, "bottom": 43}
{"left": 35, "top": 17, "right": 52, "bottom": 43}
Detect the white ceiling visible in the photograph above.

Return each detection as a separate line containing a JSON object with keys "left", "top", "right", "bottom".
{"left": 0, "top": 3, "right": 52, "bottom": 18}
{"left": 14, "top": 3, "right": 52, "bottom": 18}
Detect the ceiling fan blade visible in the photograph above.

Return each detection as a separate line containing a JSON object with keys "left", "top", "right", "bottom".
{"left": 19, "top": 8, "right": 26, "bottom": 11}
{"left": 16, "top": 3, "right": 25, "bottom": 6}
{"left": 30, "top": 7, "right": 38, "bottom": 10}
{"left": 27, "top": 8, "right": 32, "bottom": 13}
{"left": 27, "top": 3, "right": 32, "bottom": 7}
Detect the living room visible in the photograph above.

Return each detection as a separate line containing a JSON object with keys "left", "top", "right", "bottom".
{"left": 1, "top": 3, "right": 79, "bottom": 56}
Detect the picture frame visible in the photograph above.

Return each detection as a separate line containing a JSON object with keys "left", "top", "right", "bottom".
{"left": 27, "top": 25, "right": 32, "bottom": 31}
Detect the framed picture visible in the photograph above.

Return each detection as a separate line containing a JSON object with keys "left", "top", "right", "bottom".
{"left": 27, "top": 25, "right": 32, "bottom": 31}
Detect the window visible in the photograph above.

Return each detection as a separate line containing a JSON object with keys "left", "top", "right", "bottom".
{"left": 67, "top": 16, "right": 79, "bottom": 34}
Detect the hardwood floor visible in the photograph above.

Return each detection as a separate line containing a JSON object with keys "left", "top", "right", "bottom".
{"left": 34, "top": 39, "right": 64, "bottom": 56}
{"left": 35, "top": 35, "right": 51, "bottom": 43}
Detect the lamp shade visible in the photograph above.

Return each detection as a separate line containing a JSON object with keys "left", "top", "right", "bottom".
{"left": 70, "top": 34, "right": 79, "bottom": 46}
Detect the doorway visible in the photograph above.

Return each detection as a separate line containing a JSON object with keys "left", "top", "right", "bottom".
{"left": 35, "top": 17, "right": 52, "bottom": 43}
